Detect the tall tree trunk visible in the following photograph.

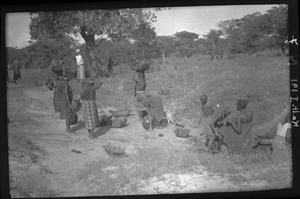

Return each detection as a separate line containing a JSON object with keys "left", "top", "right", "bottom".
{"left": 80, "top": 26, "right": 105, "bottom": 77}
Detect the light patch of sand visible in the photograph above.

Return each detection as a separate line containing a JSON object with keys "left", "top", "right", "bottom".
{"left": 131, "top": 167, "right": 269, "bottom": 194}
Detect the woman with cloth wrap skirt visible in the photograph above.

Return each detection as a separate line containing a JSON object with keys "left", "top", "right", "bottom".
{"left": 50, "top": 60, "right": 64, "bottom": 117}
{"left": 79, "top": 79, "right": 103, "bottom": 139}
{"left": 132, "top": 71, "right": 147, "bottom": 120}
{"left": 57, "top": 75, "right": 75, "bottom": 133}
{"left": 76, "top": 49, "right": 85, "bottom": 83}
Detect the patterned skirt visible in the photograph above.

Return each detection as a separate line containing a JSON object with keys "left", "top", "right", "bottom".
{"left": 82, "top": 100, "right": 99, "bottom": 131}
{"left": 77, "top": 64, "right": 85, "bottom": 82}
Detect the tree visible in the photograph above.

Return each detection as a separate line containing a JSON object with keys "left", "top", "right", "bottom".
{"left": 24, "top": 36, "right": 77, "bottom": 70}
{"left": 130, "top": 22, "right": 157, "bottom": 60}
{"left": 155, "top": 36, "right": 176, "bottom": 64}
{"left": 194, "top": 38, "right": 207, "bottom": 55}
{"left": 218, "top": 19, "right": 245, "bottom": 58}
{"left": 29, "top": 8, "right": 160, "bottom": 76}
{"left": 173, "top": 31, "right": 199, "bottom": 61}
{"left": 262, "top": 5, "right": 288, "bottom": 54}
{"left": 203, "top": 29, "right": 223, "bottom": 60}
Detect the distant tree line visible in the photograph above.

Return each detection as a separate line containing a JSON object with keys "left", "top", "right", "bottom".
{"left": 6, "top": 5, "right": 287, "bottom": 74}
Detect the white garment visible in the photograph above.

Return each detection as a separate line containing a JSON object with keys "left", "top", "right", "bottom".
{"left": 276, "top": 122, "right": 291, "bottom": 137}
{"left": 76, "top": 54, "right": 84, "bottom": 65}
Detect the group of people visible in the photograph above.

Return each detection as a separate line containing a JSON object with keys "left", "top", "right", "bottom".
{"left": 200, "top": 94, "right": 256, "bottom": 155}
{"left": 48, "top": 49, "right": 292, "bottom": 161}
{"left": 48, "top": 49, "right": 128, "bottom": 139}
{"left": 49, "top": 55, "right": 103, "bottom": 139}
{"left": 199, "top": 94, "right": 292, "bottom": 161}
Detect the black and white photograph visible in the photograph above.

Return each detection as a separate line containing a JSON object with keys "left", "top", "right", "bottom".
{"left": 2, "top": 0, "right": 299, "bottom": 198}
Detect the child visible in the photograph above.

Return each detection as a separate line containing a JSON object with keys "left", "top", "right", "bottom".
{"left": 202, "top": 107, "right": 231, "bottom": 153}
{"left": 199, "top": 94, "right": 214, "bottom": 124}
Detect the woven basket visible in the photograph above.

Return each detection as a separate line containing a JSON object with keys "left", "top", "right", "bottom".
{"left": 130, "top": 61, "right": 151, "bottom": 72}
{"left": 109, "top": 109, "right": 133, "bottom": 117}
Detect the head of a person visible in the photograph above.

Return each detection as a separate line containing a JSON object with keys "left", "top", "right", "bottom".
{"left": 200, "top": 94, "right": 208, "bottom": 105}
{"left": 76, "top": 49, "right": 80, "bottom": 55}
{"left": 223, "top": 107, "right": 231, "bottom": 117}
{"left": 236, "top": 99, "right": 248, "bottom": 110}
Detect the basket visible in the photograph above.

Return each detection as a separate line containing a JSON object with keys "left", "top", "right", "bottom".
{"left": 174, "top": 126, "right": 190, "bottom": 138}
{"left": 109, "top": 109, "right": 133, "bottom": 117}
{"left": 130, "top": 61, "right": 151, "bottom": 72}
{"left": 112, "top": 117, "right": 127, "bottom": 128}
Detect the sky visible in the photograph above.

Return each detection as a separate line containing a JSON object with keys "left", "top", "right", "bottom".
{"left": 5, "top": 4, "right": 278, "bottom": 49}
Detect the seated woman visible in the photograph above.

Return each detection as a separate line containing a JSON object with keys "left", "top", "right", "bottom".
{"left": 222, "top": 99, "right": 258, "bottom": 156}
{"left": 272, "top": 112, "right": 292, "bottom": 163}
{"left": 139, "top": 93, "right": 165, "bottom": 132}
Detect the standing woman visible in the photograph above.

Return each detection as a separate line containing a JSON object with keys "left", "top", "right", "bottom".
{"left": 50, "top": 60, "right": 64, "bottom": 115}
{"left": 132, "top": 57, "right": 148, "bottom": 120}
{"left": 132, "top": 71, "right": 148, "bottom": 120}
{"left": 79, "top": 79, "right": 103, "bottom": 139}
{"left": 76, "top": 49, "right": 85, "bottom": 83}
{"left": 57, "top": 75, "right": 75, "bottom": 133}
{"left": 107, "top": 57, "right": 117, "bottom": 77}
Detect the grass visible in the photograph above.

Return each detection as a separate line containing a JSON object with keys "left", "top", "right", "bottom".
{"left": 11, "top": 173, "right": 57, "bottom": 198}
{"left": 7, "top": 79, "right": 58, "bottom": 198}
{"left": 8, "top": 132, "right": 58, "bottom": 198}
{"left": 75, "top": 146, "right": 202, "bottom": 195}
{"left": 197, "top": 147, "right": 292, "bottom": 189}
{"left": 74, "top": 144, "right": 292, "bottom": 195}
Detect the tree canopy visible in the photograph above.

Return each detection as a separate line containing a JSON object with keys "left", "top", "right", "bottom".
{"left": 29, "top": 8, "right": 159, "bottom": 76}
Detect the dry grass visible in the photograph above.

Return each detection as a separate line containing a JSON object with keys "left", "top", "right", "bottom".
{"left": 161, "top": 54, "right": 290, "bottom": 137}
{"left": 8, "top": 132, "right": 58, "bottom": 198}
{"left": 11, "top": 173, "right": 57, "bottom": 198}
{"left": 197, "top": 147, "right": 292, "bottom": 189}
{"left": 74, "top": 144, "right": 292, "bottom": 195}
{"left": 75, "top": 146, "right": 201, "bottom": 195}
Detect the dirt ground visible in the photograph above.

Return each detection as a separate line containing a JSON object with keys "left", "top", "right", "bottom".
{"left": 7, "top": 72, "right": 275, "bottom": 197}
